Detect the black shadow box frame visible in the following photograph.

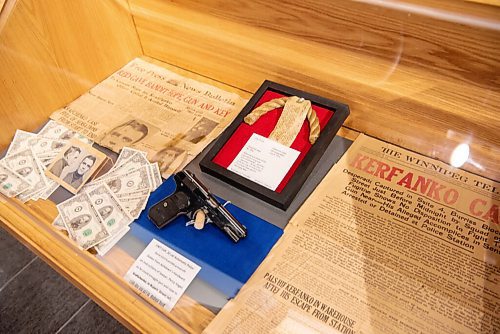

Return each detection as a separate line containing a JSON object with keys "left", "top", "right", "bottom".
{"left": 200, "top": 80, "right": 350, "bottom": 210}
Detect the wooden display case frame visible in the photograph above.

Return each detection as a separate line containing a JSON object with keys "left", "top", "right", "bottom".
{"left": 0, "top": 0, "right": 498, "bottom": 333}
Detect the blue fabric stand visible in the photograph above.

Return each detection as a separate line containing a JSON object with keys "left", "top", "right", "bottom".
{"left": 131, "top": 176, "right": 283, "bottom": 297}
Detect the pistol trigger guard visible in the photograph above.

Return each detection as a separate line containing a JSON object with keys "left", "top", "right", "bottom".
{"left": 185, "top": 210, "right": 197, "bottom": 227}
{"left": 203, "top": 209, "right": 214, "bottom": 225}
{"left": 186, "top": 208, "right": 210, "bottom": 230}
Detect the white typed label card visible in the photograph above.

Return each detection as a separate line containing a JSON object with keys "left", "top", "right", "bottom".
{"left": 124, "top": 239, "right": 201, "bottom": 311}
{"left": 228, "top": 133, "right": 300, "bottom": 191}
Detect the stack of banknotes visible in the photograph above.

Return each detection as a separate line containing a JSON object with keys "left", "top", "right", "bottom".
{"left": 54, "top": 147, "right": 162, "bottom": 254}
{"left": 0, "top": 120, "right": 162, "bottom": 255}
{"left": 0, "top": 120, "right": 94, "bottom": 201}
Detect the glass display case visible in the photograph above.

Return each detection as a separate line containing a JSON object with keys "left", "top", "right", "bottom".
{"left": 0, "top": 0, "right": 498, "bottom": 332}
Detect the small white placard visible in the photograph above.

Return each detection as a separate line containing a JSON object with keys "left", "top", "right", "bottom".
{"left": 228, "top": 133, "right": 300, "bottom": 191}
{"left": 124, "top": 239, "right": 201, "bottom": 311}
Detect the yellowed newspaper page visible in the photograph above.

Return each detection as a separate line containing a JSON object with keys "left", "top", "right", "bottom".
{"left": 205, "top": 134, "right": 499, "bottom": 334}
{"left": 50, "top": 58, "right": 247, "bottom": 177}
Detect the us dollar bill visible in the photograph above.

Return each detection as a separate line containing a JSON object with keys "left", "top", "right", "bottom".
{"left": 38, "top": 179, "right": 60, "bottom": 200}
{"left": 149, "top": 162, "right": 162, "bottom": 191}
{"left": 115, "top": 188, "right": 150, "bottom": 199}
{"left": 57, "top": 193, "right": 110, "bottom": 250}
{"left": 52, "top": 215, "right": 66, "bottom": 231}
{"left": 38, "top": 120, "right": 94, "bottom": 145}
{"left": 38, "top": 120, "right": 76, "bottom": 140}
{"left": 3, "top": 149, "right": 48, "bottom": 196}
{"left": 0, "top": 163, "right": 33, "bottom": 197}
{"left": 5, "top": 130, "right": 36, "bottom": 157}
{"left": 117, "top": 195, "right": 149, "bottom": 219}
{"left": 94, "top": 226, "right": 130, "bottom": 256}
{"left": 113, "top": 152, "right": 150, "bottom": 174}
{"left": 25, "top": 137, "right": 66, "bottom": 156}
{"left": 114, "top": 147, "right": 147, "bottom": 169}
{"left": 103, "top": 165, "right": 151, "bottom": 197}
{"left": 87, "top": 184, "right": 133, "bottom": 235}
{"left": 90, "top": 151, "right": 149, "bottom": 186}
{"left": 7, "top": 132, "right": 65, "bottom": 158}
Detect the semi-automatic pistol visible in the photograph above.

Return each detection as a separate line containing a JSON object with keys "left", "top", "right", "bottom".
{"left": 148, "top": 170, "right": 247, "bottom": 243}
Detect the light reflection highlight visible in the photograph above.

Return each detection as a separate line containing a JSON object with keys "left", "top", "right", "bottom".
{"left": 450, "top": 143, "right": 470, "bottom": 168}
{"left": 355, "top": 0, "right": 500, "bottom": 31}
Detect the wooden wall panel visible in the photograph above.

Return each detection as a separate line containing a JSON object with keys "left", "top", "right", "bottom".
{"left": 0, "top": 0, "right": 142, "bottom": 149}
{"left": 131, "top": 0, "right": 500, "bottom": 179}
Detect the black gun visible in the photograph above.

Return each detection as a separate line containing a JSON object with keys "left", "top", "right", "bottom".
{"left": 148, "top": 170, "right": 247, "bottom": 242}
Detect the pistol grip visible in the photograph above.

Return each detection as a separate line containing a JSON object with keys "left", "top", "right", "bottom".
{"left": 148, "top": 191, "right": 191, "bottom": 228}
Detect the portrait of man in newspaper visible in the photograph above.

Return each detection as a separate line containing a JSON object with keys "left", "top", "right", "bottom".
{"left": 183, "top": 117, "right": 218, "bottom": 144}
{"left": 152, "top": 146, "right": 183, "bottom": 173}
{"left": 99, "top": 119, "right": 151, "bottom": 152}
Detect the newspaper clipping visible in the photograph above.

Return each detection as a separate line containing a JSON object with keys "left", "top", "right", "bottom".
{"left": 50, "top": 58, "right": 247, "bottom": 177}
{"left": 205, "top": 134, "right": 499, "bottom": 333}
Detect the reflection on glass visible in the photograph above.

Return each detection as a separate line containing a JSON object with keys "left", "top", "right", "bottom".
{"left": 450, "top": 143, "right": 470, "bottom": 168}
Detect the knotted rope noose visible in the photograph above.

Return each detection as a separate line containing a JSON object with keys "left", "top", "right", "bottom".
{"left": 243, "top": 97, "right": 320, "bottom": 144}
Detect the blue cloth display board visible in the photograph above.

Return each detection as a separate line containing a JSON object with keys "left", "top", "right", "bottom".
{"left": 131, "top": 176, "right": 283, "bottom": 297}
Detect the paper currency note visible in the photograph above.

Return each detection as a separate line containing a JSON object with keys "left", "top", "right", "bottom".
{"left": 115, "top": 188, "right": 150, "bottom": 200}
{"left": 149, "top": 162, "right": 162, "bottom": 191}
{"left": 87, "top": 184, "right": 132, "bottom": 235}
{"left": 113, "top": 152, "right": 150, "bottom": 174}
{"left": 3, "top": 149, "right": 48, "bottom": 196}
{"left": 57, "top": 193, "right": 110, "bottom": 249}
{"left": 95, "top": 226, "right": 130, "bottom": 256}
{"left": 52, "top": 215, "right": 66, "bottom": 231}
{"left": 103, "top": 165, "right": 151, "bottom": 198}
{"left": 84, "top": 170, "right": 150, "bottom": 198}
{"left": 114, "top": 147, "right": 148, "bottom": 169}
{"left": 27, "top": 188, "right": 43, "bottom": 201}
{"left": 25, "top": 137, "right": 66, "bottom": 157}
{"left": 0, "top": 163, "right": 33, "bottom": 197}
{"left": 38, "top": 120, "right": 94, "bottom": 145}
{"left": 39, "top": 179, "right": 60, "bottom": 200}
{"left": 117, "top": 195, "right": 149, "bottom": 219}
{"left": 5, "top": 130, "right": 36, "bottom": 157}
{"left": 38, "top": 120, "right": 76, "bottom": 140}
{"left": 91, "top": 148, "right": 148, "bottom": 185}
{"left": 39, "top": 156, "right": 58, "bottom": 168}
{"left": 8, "top": 131, "right": 67, "bottom": 158}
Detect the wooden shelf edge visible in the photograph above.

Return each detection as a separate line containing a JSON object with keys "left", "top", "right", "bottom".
{"left": 0, "top": 197, "right": 185, "bottom": 334}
